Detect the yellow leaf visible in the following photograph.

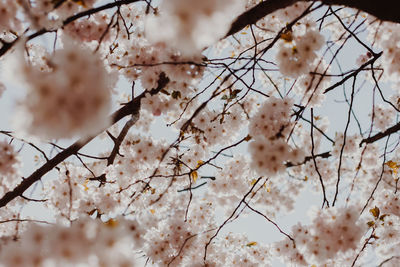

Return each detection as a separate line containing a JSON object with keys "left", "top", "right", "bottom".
{"left": 191, "top": 171, "right": 198, "bottom": 183}
{"left": 266, "top": 187, "right": 271, "bottom": 193}
{"left": 196, "top": 160, "right": 204, "bottom": 168}
{"left": 385, "top": 160, "right": 399, "bottom": 176}
{"left": 105, "top": 219, "right": 118, "bottom": 228}
{"left": 250, "top": 179, "right": 257, "bottom": 185}
{"left": 304, "top": 176, "right": 308, "bottom": 181}
{"left": 150, "top": 209, "right": 155, "bottom": 214}
{"left": 83, "top": 179, "right": 89, "bottom": 191}
{"left": 369, "top": 206, "right": 380, "bottom": 218}
{"left": 72, "top": 0, "right": 86, "bottom": 7}
{"left": 280, "top": 30, "right": 293, "bottom": 42}
{"left": 246, "top": 241, "right": 257, "bottom": 247}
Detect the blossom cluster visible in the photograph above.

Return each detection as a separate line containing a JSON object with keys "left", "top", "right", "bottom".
{"left": 375, "top": 190, "right": 400, "bottom": 217}
{"left": 192, "top": 104, "right": 246, "bottom": 146}
{"left": 25, "top": 0, "right": 98, "bottom": 30}
{"left": 145, "top": 0, "right": 244, "bottom": 55}
{"left": 107, "top": 5, "right": 205, "bottom": 122}
{"left": 276, "top": 28, "right": 325, "bottom": 78}
{"left": 64, "top": 12, "right": 111, "bottom": 43}
{"left": 0, "top": 1, "right": 399, "bottom": 266}
{"left": 368, "top": 21, "right": 400, "bottom": 84}
{"left": 0, "top": 216, "right": 138, "bottom": 267}
{"left": 106, "top": 134, "right": 170, "bottom": 189}
{"left": 374, "top": 214, "right": 400, "bottom": 265}
{"left": 274, "top": 205, "right": 367, "bottom": 265}
{"left": 331, "top": 132, "right": 361, "bottom": 158}
{"left": 246, "top": 1, "right": 310, "bottom": 39}
{"left": 207, "top": 156, "right": 300, "bottom": 217}
{"left": 0, "top": 140, "right": 18, "bottom": 177}
{"left": 13, "top": 37, "right": 115, "bottom": 140}
{"left": 248, "top": 97, "right": 304, "bottom": 176}
{"left": 137, "top": 195, "right": 273, "bottom": 266}
{"left": 0, "top": 0, "right": 20, "bottom": 33}
{"left": 294, "top": 60, "right": 329, "bottom": 107}
{"left": 371, "top": 104, "right": 396, "bottom": 131}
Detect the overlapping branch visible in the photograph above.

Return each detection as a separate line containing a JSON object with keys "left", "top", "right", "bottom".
{"left": 0, "top": 73, "right": 169, "bottom": 209}
{"left": 227, "top": 0, "right": 400, "bottom": 37}
{"left": 0, "top": 0, "right": 142, "bottom": 58}
{"left": 360, "top": 121, "right": 400, "bottom": 146}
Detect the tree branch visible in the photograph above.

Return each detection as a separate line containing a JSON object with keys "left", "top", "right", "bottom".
{"left": 226, "top": 0, "right": 400, "bottom": 37}
{"left": 0, "top": 0, "right": 142, "bottom": 58}
{"left": 360, "top": 121, "right": 400, "bottom": 146}
{"left": 226, "top": 0, "right": 297, "bottom": 37}
{"left": 0, "top": 73, "right": 169, "bottom": 209}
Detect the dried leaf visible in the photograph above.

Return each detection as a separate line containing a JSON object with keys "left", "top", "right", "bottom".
{"left": 72, "top": 0, "right": 87, "bottom": 7}
{"left": 385, "top": 160, "right": 399, "bottom": 176}
{"left": 105, "top": 219, "right": 118, "bottom": 228}
{"left": 191, "top": 171, "right": 198, "bottom": 183}
{"left": 280, "top": 30, "right": 293, "bottom": 42}
{"left": 246, "top": 241, "right": 257, "bottom": 247}
{"left": 83, "top": 179, "right": 89, "bottom": 191}
{"left": 172, "top": 91, "right": 181, "bottom": 99}
{"left": 369, "top": 206, "right": 380, "bottom": 218}
{"left": 379, "top": 214, "right": 388, "bottom": 221}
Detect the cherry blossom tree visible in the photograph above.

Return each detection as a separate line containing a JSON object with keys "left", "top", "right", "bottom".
{"left": 0, "top": 0, "right": 400, "bottom": 266}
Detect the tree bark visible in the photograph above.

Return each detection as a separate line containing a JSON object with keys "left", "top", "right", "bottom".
{"left": 227, "top": 0, "right": 400, "bottom": 37}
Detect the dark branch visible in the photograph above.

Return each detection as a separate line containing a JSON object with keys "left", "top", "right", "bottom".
{"left": 226, "top": 0, "right": 400, "bottom": 37}
{"left": 0, "top": 0, "right": 142, "bottom": 58}
{"left": 226, "top": 0, "right": 297, "bottom": 37}
{"left": 360, "top": 121, "right": 400, "bottom": 146}
{"left": 286, "top": 151, "right": 331, "bottom": 167}
{"left": 0, "top": 73, "right": 169, "bottom": 209}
